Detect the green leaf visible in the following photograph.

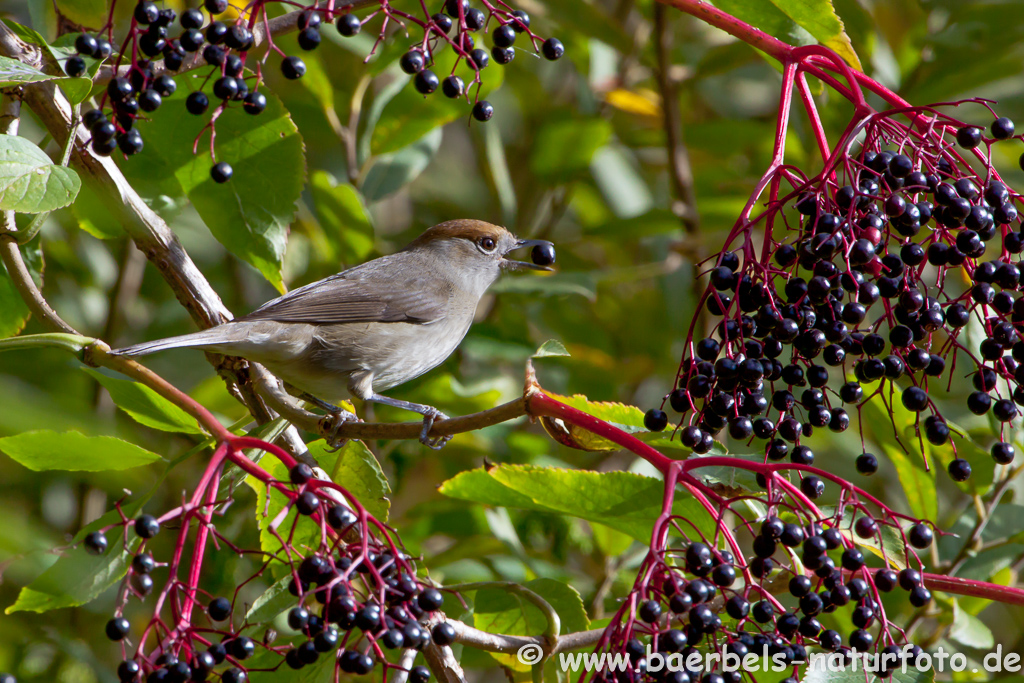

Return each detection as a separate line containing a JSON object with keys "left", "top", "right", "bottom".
{"left": 439, "top": 464, "right": 715, "bottom": 543}
{"left": 861, "top": 381, "right": 938, "bottom": 522}
{"left": 0, "top": 430, "right": 162, "bottom": 471}
{"left": 535, "top": 392, "right": 649, "bottom": 451}
{"left": 0, "top": 55, "right": 59, "bottom": 87}
{"left": 489, "top": 271, "right": 598, "bottom": 301}
{"left": 7, "top": 498, "right": 147, "bottom": 613}
{"left": 314, "top": 439, "right": 391, "bottom": 522}
{"left": 246, "top": 646, "right": 335, "bottom": 683}
{"left": 532, "top": 340, "right": 570, "bottom": 358}
{"left": 122, "top": 75, "right": 304, "bottom": 291}
{"left": 245, "top": 450, "right": 320, "bottom": 568}
{"left": 530, "top": 119, "right": 612, "bottom": 180}
{"left": 81, "top": 367, "right": 205, "bottom": 434}
{"left": 6, "top": 544, "right": 135, "bottom": 613}
{"left": 370, "top": 47, "right": 504, "bottom": 155}
{"left": 308, "top": 171, "right": 374, "bottom": 263}
{"left": 361, "top": 128, "right": 442, "bottom": 202}
{"left": 0, "top": 134, "right": 81, "bottom": 213}
{"left": 802, "top": 664, "right": 933, "bottom": 683}
{"left": 766, "top": 0, "right": 862, "bottom": 69}
{"left": 591, "top": 522, "right": 633, "bottom": 557}
{"left": 473, "top": 578, "right": 590, "bottom": 670}
{"left": 585, "top": 208, "right": 684, "bottom": 238}
{"left": 245, "top": 574, "right": 295, "bottom": 624}
{"left": 53, "top": 0, "right": 109, "bottom": 28}
{"left": 0, "top": 240, "right": 41, "bottom": 338}
{"left": 244, "top": 439, "right": 390, "bottom": 568}
{"left": 821, "top": 505, "right": 907, "bottom": 570}
{"left": 947, "top": 599, "right": 995, "bottom": 650}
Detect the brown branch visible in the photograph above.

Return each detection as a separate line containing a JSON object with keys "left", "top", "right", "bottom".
{"left": 0, "top": 91, "right": 77, "bottom": 335}
{"left": 450, "top": 619, "right": 605, "bottom": 655}
{"left": 653, "top": 3, "right": 699, "bottom": 235}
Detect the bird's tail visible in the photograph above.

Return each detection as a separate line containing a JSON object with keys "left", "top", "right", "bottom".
{"left": 109, "top": 328, "right": 238, "bottom": 357}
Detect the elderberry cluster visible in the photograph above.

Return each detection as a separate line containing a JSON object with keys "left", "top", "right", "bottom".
{"left": 85, "top": 460, "right": 445, "bottom": 683}
{"left": 352, "top": 0, "right": 564, "bottom": 122}
{"left": 593, "top": 496, "right": 935, "bottom": 683}
{"left": 68, "top": 0, "right": 563, "bottom": 182}
{"left": 644, "top": 106, "right": 1024, "bottom": 483}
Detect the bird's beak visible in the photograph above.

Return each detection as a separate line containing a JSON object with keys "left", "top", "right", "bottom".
{"left": 502, "top": 238, "right": 555, "bottom": 271}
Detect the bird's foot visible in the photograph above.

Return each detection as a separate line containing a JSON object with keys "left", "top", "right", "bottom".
{"left": 419, "top": 408, "right": 451, "bottom": 450}
{"left": 323, "top": 408, "right": 361, "bottom": 451}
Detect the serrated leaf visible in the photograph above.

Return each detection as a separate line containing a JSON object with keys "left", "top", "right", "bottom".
{"left": 82, "top": 367, "right": 205, "bottom": 434}
{"left": 0, "top": 134, "right": 81, "bottom": 213}
{"left": 766, "top": 0, "right": 861, "bottom": 70}
{"left": 122, "top": 74, "right": 304, "bottom": 291}
{"left": 802, "top": 664, "right": 933, "bottom": 683}
{"left": 7, "top": 498, "right": 147, "bottom": 613}
{"left": 244, "top": 439, "right": 390, "bottom": 569}
{"left": 361, "top": 127, "right": 442, "bottom": 202}
{"left": 0, "top": 430, "right": 162, "bottom": 471}
{"left": 245, "top": 450, "right": 321, "bottom": 570}
{"left": 536, "top": 392, "right": 646, "bottom": 451}
{"left": 6, "top": 544, "right": 135, "bottom": 613}
{"left": 532, "top": 340, "right": 570, "bottom": 358}
{"left": 474, "top": 578, "right": 590, "bottom": 671}
{"left": 822, "top": 505, "right": 907, "bottom": 570}
{"left": 315, "top": 439, "right": 390, "bottom": 522}
{"left": 439, "top": 464, "right": 715, "bottom": 542}
{"left": 308, "top": 171, "right": 374, "bottom": 263}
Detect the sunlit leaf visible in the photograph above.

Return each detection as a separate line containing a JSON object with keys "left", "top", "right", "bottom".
{"left": 439, "top": 464, "right": 715, "bottom": 542}
{"left": 0, "top": 135, "right": 81, "bottom": 213}
{"left": 0, "top": 430, "right": 162, "bottom": 471}
{"left": 82, "top": 367, "right": 205, "bottom": 434}
{"left": 122, "top": 74, "right": 304, "bottom": 291}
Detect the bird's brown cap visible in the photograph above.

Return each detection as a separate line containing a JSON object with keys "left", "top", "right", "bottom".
{"left": 404, "top": 219, "right": 512, "bottom": 249}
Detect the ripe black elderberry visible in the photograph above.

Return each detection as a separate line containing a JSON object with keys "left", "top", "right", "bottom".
{"left": 415, "top": 70, "right": 439, "bottom": 94}
{"left": 948, "top": 458, "right": 971, "bottom": 482}
{"left": 243, "top": 92, "right": 267, "bottom": 115}
{"left": 472, "top": 101, "right": 494, "bottom": 122}
{"left": 337, "top": 14, "right": 361, "bottom": 36}
{"left": 210, "top": 162, "right": 233, "bottom": 184}
{"left": 281, "top": 56, "right": 306, "bottom": 80}
{"left": 542, "top": 38, "right": 564, "bottom": 60}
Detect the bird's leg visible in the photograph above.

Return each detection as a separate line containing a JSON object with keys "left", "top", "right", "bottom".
{"left": 365, "top": 393, "right": 451, "bottom": 449}
{"left": 283, "top": 384, "right": 359, "bottom": 449}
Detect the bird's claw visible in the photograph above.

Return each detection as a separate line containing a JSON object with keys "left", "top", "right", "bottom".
{"left": 419, "top": 409, "right": 451, "bottom": 450}
{"left": 323, "top": 409, "right": 360, "bottom": 451}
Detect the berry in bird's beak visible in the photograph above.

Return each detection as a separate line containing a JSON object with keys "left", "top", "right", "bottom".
{"left": 503, "top": 239, "right": 555, "bottom": 271}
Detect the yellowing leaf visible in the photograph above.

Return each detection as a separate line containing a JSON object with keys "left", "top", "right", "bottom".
{"left": 604, "top": 88, "right": 662, "bottom": 118}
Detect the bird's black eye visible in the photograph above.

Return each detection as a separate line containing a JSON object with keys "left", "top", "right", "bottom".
{"left": 479, "top": 236, "right": 496, "bottom": 251}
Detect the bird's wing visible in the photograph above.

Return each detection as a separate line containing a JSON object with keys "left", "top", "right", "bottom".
{"left": 237, "top": 266, "right": 451, "bottom": 325}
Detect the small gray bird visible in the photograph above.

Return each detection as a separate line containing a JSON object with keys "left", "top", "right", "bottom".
{"left": 112, "top": 220, "right": 554, "bottom": 448}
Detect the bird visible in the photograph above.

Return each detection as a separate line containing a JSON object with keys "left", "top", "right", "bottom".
{"left": 111, "top": 219, "right": 555, "bottom": 448}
